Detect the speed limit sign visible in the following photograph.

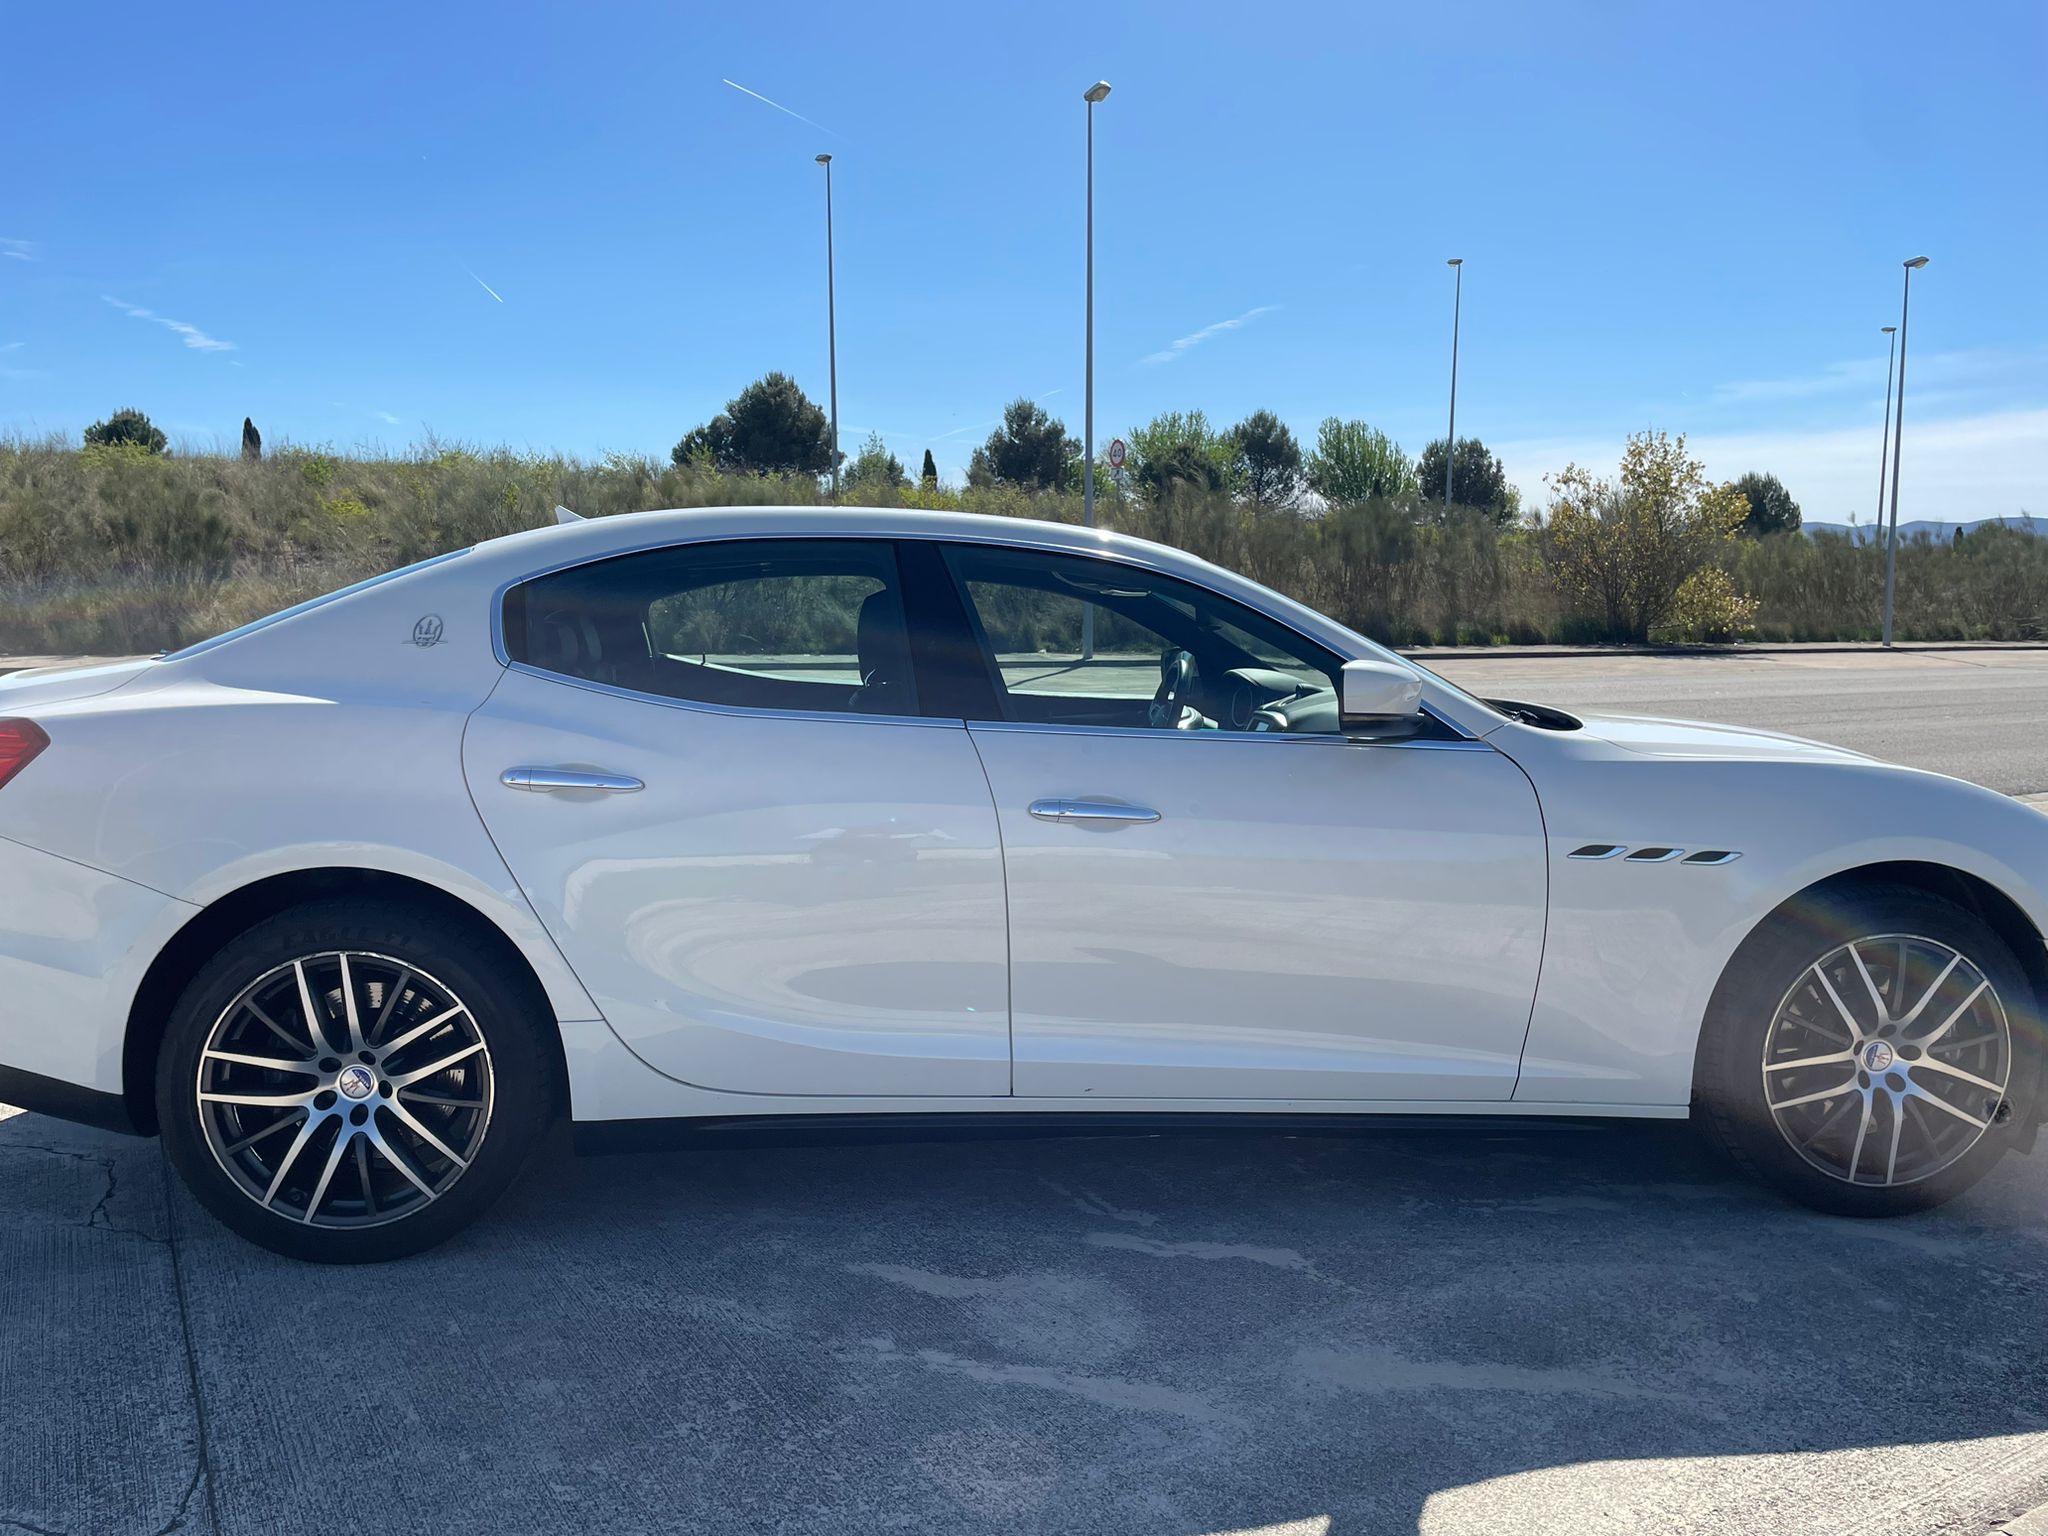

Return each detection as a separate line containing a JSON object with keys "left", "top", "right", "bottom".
{"left": 1107, "top": 438, "right": 1127, "bottom": 470}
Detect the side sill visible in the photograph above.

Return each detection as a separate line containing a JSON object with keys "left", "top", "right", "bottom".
{"left": 0, "top": 1064, "right": 145, "bottom": 1137}
{"left": 572, "top": 1109, "right": 1664, "bottom": 1156}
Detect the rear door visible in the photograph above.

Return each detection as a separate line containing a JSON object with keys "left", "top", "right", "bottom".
{"left": 464, "top": 537, "right": 1011, "bottom": 1098}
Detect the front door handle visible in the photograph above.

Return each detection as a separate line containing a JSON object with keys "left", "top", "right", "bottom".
{"left": 1027, "top": 798, "right": 1161, "bottom": 824}
{"left": 501, "top": 767, "right": 644, "bottom": 794}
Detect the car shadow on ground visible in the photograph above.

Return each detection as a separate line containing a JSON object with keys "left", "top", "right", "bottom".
{"left": 6, "top": 1109, "right": 2048, "bottom": 1535}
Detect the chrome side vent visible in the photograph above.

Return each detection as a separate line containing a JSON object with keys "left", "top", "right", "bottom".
{"left": 1623, "top": 847, "right": 1683, "bottom": 863}
{"left": 1568, "top": 843, "right": 1625, "bottom": 860}
{"left": 1682, "top": 849, "right": 1742, "bottom": 866}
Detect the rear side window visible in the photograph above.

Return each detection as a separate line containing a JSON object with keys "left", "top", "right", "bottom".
{"left": 504, "top": 539, "right": 918, "bottom": 717}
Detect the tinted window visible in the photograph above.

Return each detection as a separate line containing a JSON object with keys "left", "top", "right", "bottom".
{"left": 940, "top": 545, "right": 1341, "bottom": 733}
{"left": 506, "top": 539, "right": 918, "bottom": 716}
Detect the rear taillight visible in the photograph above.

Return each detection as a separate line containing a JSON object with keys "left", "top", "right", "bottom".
{"left": 0, "top": 719, "right": 50, "bottom": 791}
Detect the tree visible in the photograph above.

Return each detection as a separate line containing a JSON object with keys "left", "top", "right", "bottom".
{"left": 1228, "top": 410, "right": 1303, "bottom": 506}
{"left": 1733, "top": 471, "right": 1802, "bottom": 536}
{"left": 1415, "top": 436, "right": 1513, "bottom": 524}
{"left": 967, "top": 398, "right": 1079, "bottom": 489}
{"left": 843, "top": 431, "right": 907, "bottom": 490}
{"left": 920, "top": 448, "right": 939, "bottom": 490}
{"left": 671, "top": 372, "right": 832, "bottom": 476}
{"left": 83, "top": 408, "right": 167, "bottom": 455}
{"left": 1307, "top": 418, "right": 1416, "bottom": 505}
{"left": 240, "top": 417, "right": 262, "bottom": 461}
{"left": 1542, "top": 431, "right": 1754, "bottom": 643}
{"left": 1128, "top": 409, "right": 1235, "bottom": 497}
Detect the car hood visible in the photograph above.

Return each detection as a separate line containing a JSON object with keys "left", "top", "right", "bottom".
{"left": 1570, "top": 711, "right": 1872, "bottom": 763}
{"left": 0, "top": 657, "right": 157, "bottom": 709}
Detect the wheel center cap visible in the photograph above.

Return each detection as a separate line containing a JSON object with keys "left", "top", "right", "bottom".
{"left": 337, "top": 1064, "right": 377, "bottom": 1101}
{"left": 1862, "top": 1040, "right": 1897, "bottom": 1073}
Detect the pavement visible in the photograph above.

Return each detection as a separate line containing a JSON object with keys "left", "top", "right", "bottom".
{"left": 7, "top": 645, "right": 2048, "bottom": 1536}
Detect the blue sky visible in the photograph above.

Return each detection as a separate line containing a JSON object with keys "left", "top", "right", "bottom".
{"left": 4, "top": 0, "right": 2045, "bottom": 523}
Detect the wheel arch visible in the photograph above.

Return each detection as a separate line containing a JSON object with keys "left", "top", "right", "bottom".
{"left": 122, "top": 866, "right": 567, "bottom": 1135}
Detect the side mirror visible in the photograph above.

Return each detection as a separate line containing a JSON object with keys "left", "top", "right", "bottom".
{"left": 1339, "top": 658, "right": 1425, "bottom": 738}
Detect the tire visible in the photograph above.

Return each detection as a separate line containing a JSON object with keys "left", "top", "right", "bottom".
{"left": 1695, "top": 883, "right": 2041, "bottom": 1216}
{"left": 156, "top": 897, "right": 558, "bottom": 1262}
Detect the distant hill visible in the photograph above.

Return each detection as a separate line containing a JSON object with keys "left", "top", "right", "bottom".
{"left": 1803, "top": 515, "right": 2042, "bottom": 543}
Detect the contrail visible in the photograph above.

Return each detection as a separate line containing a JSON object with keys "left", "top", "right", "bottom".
{"left": 467, "top": 270, "right": 505, "bottom": 303}
{"left": 722, "top": 78, "right": 837, "bottom": 136}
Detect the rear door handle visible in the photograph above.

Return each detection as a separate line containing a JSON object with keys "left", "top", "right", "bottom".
{"left": 1027, "top": 798, "right": 1161, "bottom": 824}
{"left": 501, "top": 767, "right": 644, "bottom": 794}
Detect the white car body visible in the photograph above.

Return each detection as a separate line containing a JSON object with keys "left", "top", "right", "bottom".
{"left": 4, "top": 506, "right": 2045, "bottom": 1142}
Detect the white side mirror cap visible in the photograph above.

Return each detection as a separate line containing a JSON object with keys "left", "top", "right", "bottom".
{"left": 1340, "top": 658, "right": 1424, "bottom": 730}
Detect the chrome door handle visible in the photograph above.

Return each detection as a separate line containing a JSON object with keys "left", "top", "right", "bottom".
{"left": 1027, "top": 798, "right": 1160, "bottom": 824}
{"left": 501, "top": 767, "right": 644, "bottom": 794}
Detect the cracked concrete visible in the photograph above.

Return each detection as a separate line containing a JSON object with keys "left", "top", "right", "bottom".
{"left": 7, "top": 1103, "right": 2048, "bottom": 1534}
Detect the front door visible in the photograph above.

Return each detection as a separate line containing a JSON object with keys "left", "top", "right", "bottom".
{"left": 936, "top": 541, "right": 1547, "bottom": 1102}
{"left": 465, "top": 537, "right": 1010, "bottom": 1098}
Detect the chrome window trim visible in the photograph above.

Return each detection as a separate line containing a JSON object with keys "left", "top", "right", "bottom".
{"left": 966, "top": 702, "right": 1492, "bottom": 752}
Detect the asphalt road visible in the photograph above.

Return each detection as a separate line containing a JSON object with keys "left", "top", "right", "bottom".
{"left": 1431, "top": 647, "right": 2048, "bottom": 796}
{"left": 6, "top": 647, "right": 2048, "bottom": 1536}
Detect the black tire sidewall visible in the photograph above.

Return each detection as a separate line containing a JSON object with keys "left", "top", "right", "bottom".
{"left": 1696, "top": 884, "right": 2041, "bottom": 1216}
{"left": 156, "top": 897, "right": 556, "bottom": 1262}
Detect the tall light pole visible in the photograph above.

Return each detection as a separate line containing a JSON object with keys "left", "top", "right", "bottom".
{"left": 1881, "top": 257, "right": 1929, "bottom": 647}
{"left": 1443, "top": 258, "right": 1463, "bottom": 508}
{"left": 1874, "top": 324, "right": 1897, "bottom": 545}
{"left": 816, "top": 152, "right": 840, "bottom": 499}
{"left": 1083, "top": 81, "right": 1111, "bottom": 531}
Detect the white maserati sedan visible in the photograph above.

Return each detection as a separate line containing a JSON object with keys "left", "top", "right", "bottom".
{"left": 1, "top": 506, "right": 2040, "bottom": 1260}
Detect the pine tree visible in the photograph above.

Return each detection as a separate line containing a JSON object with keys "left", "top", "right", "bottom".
{"left": 241, "top": 417, "right": 262, "bottom": 461}
{"left": 920, "top": 448, "right": 938, "bottom": 489}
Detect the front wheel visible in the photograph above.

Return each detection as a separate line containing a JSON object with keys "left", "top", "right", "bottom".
{"left": 157, "top": 898, "right": 557, "bottom": 1262}
{"left": 1695, "top": 884, "right": 2040, "bottom": 1216}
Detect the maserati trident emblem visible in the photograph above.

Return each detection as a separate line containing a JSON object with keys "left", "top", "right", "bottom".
{"left": 1862, "top": 1040, "right": 1897, "bottom": 1073}
{"left": 410, "top": 614, "right": 445, "bottom": 648}
{"left": 337, "top": 1065, "right": 377, "bottom": 1100}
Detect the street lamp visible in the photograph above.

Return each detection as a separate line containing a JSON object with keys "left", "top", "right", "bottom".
{"left": 1874, "top": 324, "right": 1898, "bottom": 548}
{"left": 1083, "top": 80, "right": 1111, "bottom": 531}
{"left": 1443, "top": 258, "right": 1463, "bottom": 508}
{"left": 816, "top": 152, "right": 840, "bottom": 499}
{"left": 1881, "top": 257, "right": 1930, "bottom": 647}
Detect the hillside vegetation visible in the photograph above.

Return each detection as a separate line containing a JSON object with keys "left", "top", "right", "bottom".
{"left": 0, "top": 433, "right": 2041, "bottom": 656}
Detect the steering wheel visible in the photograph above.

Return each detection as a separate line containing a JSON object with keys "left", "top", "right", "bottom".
{"left": 1147, "top": 649, "right": 1203, "bottom": 730}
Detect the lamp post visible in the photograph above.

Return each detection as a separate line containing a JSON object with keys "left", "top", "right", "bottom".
{"left": 1881, "top": 257, "right": 1929, "bottom": 647}
{"left": 1083, "top": 81, "right": 1111, "bottom": 530}
{"left": 816, "top": 152, "right": 839, "bottom": 499}
{"left": 1874, "top": 324, "right": 1897, "bottom": 545}
{"left": 1443, "top": 258, "right": 1463, "bottom": 508}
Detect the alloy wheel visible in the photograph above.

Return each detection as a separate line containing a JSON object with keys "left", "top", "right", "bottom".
{"left": 195, "top": 951, "right": 495, "bottom": 1227}
{"left": 1761, "top": 933, "right": 2011, "bottom": 1187}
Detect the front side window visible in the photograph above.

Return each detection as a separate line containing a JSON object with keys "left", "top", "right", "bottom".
{"left": 505, "top": 539, "right": 917, "bottom": 716}
{"left": 940, "top": 544, "right": 1342, "bottom": 734}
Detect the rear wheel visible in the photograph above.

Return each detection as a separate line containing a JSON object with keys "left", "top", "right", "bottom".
{"left": 157, "top": 899, "right": 556, "bottom": 1261}
{"left": 1696, "top": 884, "right": 2040, "bottom": 1215}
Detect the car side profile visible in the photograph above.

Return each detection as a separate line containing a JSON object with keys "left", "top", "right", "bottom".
{"left": 0, "top": 506, "right": 2040, "bottom": 1261}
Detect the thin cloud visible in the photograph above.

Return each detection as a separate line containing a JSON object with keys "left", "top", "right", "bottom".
{"left": 373, "top": 410, "right": 403, "bottom": 426}
{"left": 101, "top": 295, "right": 236, "bottom": 352}
{"left": 721, "top": 77, "right": 839, "bottom": 137}
{"left": 1141, "top": 304, "right": 1279, "bottom": 366}
{"left": 0, "top": 341, "right": 21, "bottom": 352}
{"left": 0, "top": 238, "right": 34, "bottom": 262}
{"left": 466, "top": 270, "right": 505, "bottom": 303}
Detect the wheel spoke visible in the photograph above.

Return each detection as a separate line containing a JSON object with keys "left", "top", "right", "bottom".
{"left": 337, "top": 954, "right": 366, "bottom": 1055}
{"left": 1915, "top": 979, "right": 1990, "bottom": 1050}
{"left": 1847, "top": 943, "right": 1890, "bottom": 1023}
{"left": 1902, "top": 1082, "right": 1988, "bottom": 1131}
{"left": 204, "top": 1047, "right": 321, "bottom": 1075}
{"left": 1896, "top": 952, "right": 1961, "bottom": 1030}
{"left": 245, "top": 996, "right": 315, "bottom": 1056}
{"left": 397, "top": 1089, "right": 486, "bottom": 1110}
{"left": 354, "top": 1134, "right": 377, "bottom": 1217}
{"left": 379, "top": 1003, "right": 466, "bottom": 1060}
{"left": 385, "top": 1039, "right": 485, "bottom": 1089}
{"left": 366, "top": 1122, "right": 437, "bottom": 1201}
{"left": 261, "top": 1115, "right": 323, "bottom": 1208}
{"left": 1912, "top": 1057, "right": 2006, "bottom": 1095}
{"left": 1883, "top": 1093, "right": 1906, "bottom": 1185}
{"left": 1847, "top": 1090, "right": 1875, "bottom": 1182}
{"left": 292, "top": 959, "right": 333, "bottom": 1056}
{"left": 223, "top": 1111, "right": 305, "bottom": 1157}
{"left": 1764, "top": 1050, "right": 1854, "bottom": 1074}
{"left": 301, "top": 1128, "right": 355, "bottom": 1224}
{"left": 367, "top": 967, "right": 413, "bottom": 1047}
{"left": 1937, "top": 1029, "right": 2002, "bottom": 1054}
{"left": 1810, "top": 964, "right": 1864, "bottom": 1041}
{"left": 201, "top": 1088, "right": 318, "bottom": 1108}
{"left": 383, "top": 1098, "right": 469, "bottom": 1169}
{"left": 1770, "top": 1078, "right": 1859, "bottom": 1112}
{"left": 1797, "top": 1091, "right": 1861, "bottom": 1149}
